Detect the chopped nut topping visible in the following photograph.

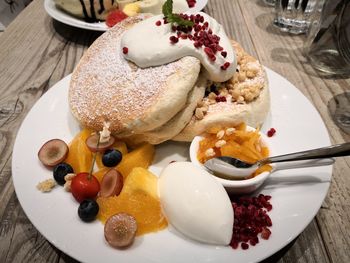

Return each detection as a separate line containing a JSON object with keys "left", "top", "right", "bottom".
{"left": 197, "top": 101, "right": 204, "bottom": 108}
{"left": 37, "top": 179, "right": 56, "bottom": 192}
{"left": 215, "top": 140, "right": 227, "bottom": 148}
{"left": 199, "top": 104, "right": 208, "bottom": 112}
{"left": 205, "top": 148, "right": 215, "bottom": 157}
{"left": 64, "top": 180, "right": 72, "bottom": 192}
{"left": 208, "top": 92, "right": 217, "bottom": 100}
{"left": 238, "top": 72, "right": 246, "bottom": 82}
{"left": 195, "top": 108, "right": 204, "bottom": 120}
{"left": 226, "top": 127, "right": 236, "bottom": 135}
{"left": 63, "top": 173, "right": 76, "bottom": 192}
{"left": 237, "top": 96, "right": 245, "bottom": 104}
{"left": 197, "top": 44, "right": 264, "bottom": 109}
{"left": 64, "top": 173, "right": 75, "bottom": 181}
{"left": 246, "top": 70, "right": 256, "bottom": 79}
{"left": 216, "top": 130, "right": 225, "bottom": 139}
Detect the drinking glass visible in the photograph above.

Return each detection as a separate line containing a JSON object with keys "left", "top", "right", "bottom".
{"left": 305, "top": 0, "right": 350, "bottom": 75}
{"left": 273, "top": 0, "right": 326, "bottom": 34}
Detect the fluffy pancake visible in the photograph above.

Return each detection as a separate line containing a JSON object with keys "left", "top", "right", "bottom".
{"left": 69, "top": 15, "right": 201, "bottom": 136}
{"left": 121, "top": 73, "right": 207, "bottom": 145}
{"left": 173, "top": 40, "right": 270, "bottom": 142}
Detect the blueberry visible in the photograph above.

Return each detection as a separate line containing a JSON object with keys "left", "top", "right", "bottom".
{"left": 53, "top": 162, "right": 74, "bottom": 185}
{"left": 78, "top": 199, "right": 99, "bottom": 222}
{"left": 102, "top": 149, "right": 122, "bottom": 167}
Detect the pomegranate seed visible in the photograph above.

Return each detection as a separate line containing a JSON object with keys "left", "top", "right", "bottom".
{"left": 230, "top": 240, "right": 239, "bottom": 249}
{"left": 215, "top": 96, "right": 227, "bottom": 102}
{"left": 180, "top": 34, "right": 188, "bottom": 39}
{"left": 267, "top": 128, "right": 276, "bottom": 137}
{"left": 155, "top": 20, "right": 161, "bottom": 26}
{"left": 169, "top": 36, "right": 179, "bottom": 44}
{"left": 261, "top": 227, "right": 271, "bottom": 240}
{"left": 230, "top": 194, "right": 273, "bottom": 250}
{"left": 221, "top": 62, "right": 230, "bottom": 70}
{"left": 193, "top": 41, "right": 201, "bottom": 48}
{"left": 122, "top": 47, "right": 128, "bottom": 54}
{"left": 204, "top": 47, "right": 214, "bottom": 56}
{"left": 241, "top": 243, "right": 249, "bottom": 250}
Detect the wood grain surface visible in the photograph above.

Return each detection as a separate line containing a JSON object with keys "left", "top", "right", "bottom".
{"left": 0, "top": 0, "right": 349, "bottom": 262}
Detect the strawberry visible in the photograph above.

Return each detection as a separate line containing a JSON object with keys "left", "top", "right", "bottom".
{"left": 106, "top": 10, "right": 128, "bottom": 28}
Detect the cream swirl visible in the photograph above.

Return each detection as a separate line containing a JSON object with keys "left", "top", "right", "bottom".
{"left": 121, "top": 12, "right": 236, "bottom": 82}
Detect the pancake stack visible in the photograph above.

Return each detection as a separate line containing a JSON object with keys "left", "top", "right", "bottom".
{"left": 69, "top": 16, "right": 270, "bottom": 145}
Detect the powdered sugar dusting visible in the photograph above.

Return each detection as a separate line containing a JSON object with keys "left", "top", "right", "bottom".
{"left": 69, "top": 16, "right": 198, "bottom": 133}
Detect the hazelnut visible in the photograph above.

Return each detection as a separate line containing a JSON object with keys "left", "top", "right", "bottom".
{"left": 215, "top": 140, "right": 227, "bottom": 148}
{"left": 216, "top": 130, "right": 225, "bottom": 139}
{"left": 225, "top": 127, "right": 236, "bottom": 135}
{"left": 238, "top": 72, "right": 246, "bottom": 82}
{"left": 208, "top": 92, "right": 217, "bottom": 100}
{"left": 205, "top": 148, "right": 215, "bottom": 157}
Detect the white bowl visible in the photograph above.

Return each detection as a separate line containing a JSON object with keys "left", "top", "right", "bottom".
{"left": 189, "top": 127, "right": 273, "bottom": 194}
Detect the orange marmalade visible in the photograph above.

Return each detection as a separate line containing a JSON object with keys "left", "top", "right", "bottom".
{"left": 197, "top": 123, "right": 272, "bottom": 178}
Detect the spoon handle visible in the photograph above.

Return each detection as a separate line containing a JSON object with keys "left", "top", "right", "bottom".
{"left": 260, "top": 142, "right": 350, "bottom": 165}
{"left": 273, "top": 158, "right": 335, "bottom": 171}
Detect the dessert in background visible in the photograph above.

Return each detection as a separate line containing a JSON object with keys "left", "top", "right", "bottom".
{"left": 54, "top": 0, "right": 192, "bottom": 23}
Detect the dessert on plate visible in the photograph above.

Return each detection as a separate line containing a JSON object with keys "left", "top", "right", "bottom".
{"left": 38, "top": 0, "right": 274, "bottom": 251}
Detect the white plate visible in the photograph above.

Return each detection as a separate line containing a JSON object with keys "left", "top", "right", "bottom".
{"left": 44, "top": 0, "right": 209, "bottom": 31}
{"left": 12, "top": 68, "right": 332, "bottom": 263}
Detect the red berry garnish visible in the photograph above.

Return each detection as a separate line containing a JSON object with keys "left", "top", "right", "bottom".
{"left": 169, "top": 36, "right": 179, "bottom": 44}
{"left": 267, "top": 128, "right": 276, "bottom": 137}
{"left": 230, "top": 194, "right": 273, "bottom": 250}
{"left": 122, "top": 47, "right": 128, "bottom": 54}
{"left": 221, "top": 51, "right": 227, "bottom": 58}
{"left": 221, "top": 62, "right": 231, "bottom": 70}
{"left": 215, "top": 96, "right": 227, "bottom": 102}
{"left": 106, "top": 10, "right": 128, "bottom": 28}
{"left": 155, "top": 20, "right": 161, "bottom": 26}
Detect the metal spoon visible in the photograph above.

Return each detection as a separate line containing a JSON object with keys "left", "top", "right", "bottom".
{"left": 204, "top": 142, "right": 350, "bottom": 180}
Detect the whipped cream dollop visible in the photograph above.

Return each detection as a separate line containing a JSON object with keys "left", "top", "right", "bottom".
{"left": 121, "top": 12, "right": 237, "bottom": 82}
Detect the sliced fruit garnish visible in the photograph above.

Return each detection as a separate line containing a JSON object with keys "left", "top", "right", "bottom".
{"left": 117, "top": 143, "right": 155, "bottom": 179}
{"left": 104, "top": 213, "right": 137, "bottom": 248}
{"left": 106, "top": 10, "right": 128, "bottom": 28}
{"left": 38, "top": 139, "right": 69, "bottom": 167}
{"left": 65, "top": 129, "right": 93, "bottom": 174}
{"left": 86, "top": 133, "right": 115, "bottom": 153}
{"left": 100, "top": 169, "right": 123, "bottom": 198}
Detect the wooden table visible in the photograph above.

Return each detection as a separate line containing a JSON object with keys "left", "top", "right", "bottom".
{"left": 1, "top": 0, "right": 349, "bottom": 262}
